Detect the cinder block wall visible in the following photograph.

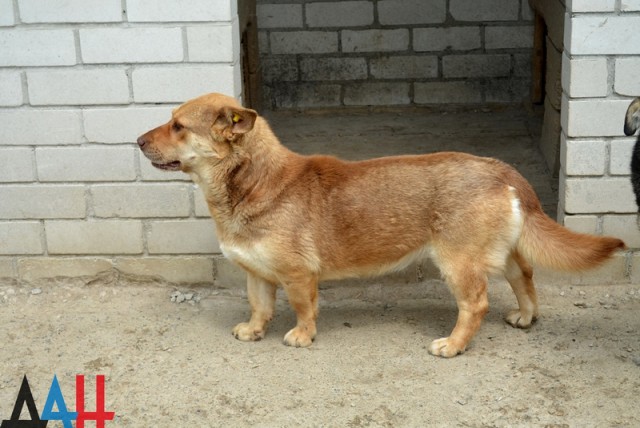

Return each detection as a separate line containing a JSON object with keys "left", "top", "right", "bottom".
{"left": 0, "top": 0, "right": 241, "bottom": 283}
{"left": 559, "top": 0, "right": 640, "bottom": 261}
{"left": 257, "top": 0, "right": 535, "bottom": 109}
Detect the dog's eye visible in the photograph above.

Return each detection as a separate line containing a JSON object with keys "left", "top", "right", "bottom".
{"left": 172, "top": 121, "right": 183, "bottom": 132}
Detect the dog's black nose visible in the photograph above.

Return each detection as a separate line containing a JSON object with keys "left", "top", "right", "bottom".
{"left": 137, "top": 136, "right": 147, "bottom": 148}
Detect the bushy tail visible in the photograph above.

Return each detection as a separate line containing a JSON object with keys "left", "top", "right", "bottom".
{"left": 517, "top": 210, "right": 626, "bottom": 272}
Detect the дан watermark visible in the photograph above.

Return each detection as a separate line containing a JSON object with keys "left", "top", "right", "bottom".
{"left": 1, "top": 375, "right": 114, "bottom": 427}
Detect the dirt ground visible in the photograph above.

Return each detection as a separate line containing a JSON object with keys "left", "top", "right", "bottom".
{"left": 0, "top": 276, "right": 638, "bottom": 427}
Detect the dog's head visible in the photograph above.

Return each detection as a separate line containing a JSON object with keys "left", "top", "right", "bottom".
{"left": 136, "top": 93, "right": 258, "bottom": 172}
{"left": 624, "top": 97, "right": 640, "bottom": 137}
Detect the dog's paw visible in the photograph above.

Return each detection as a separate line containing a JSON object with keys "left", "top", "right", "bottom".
{"left": 232, "top": 322, "right": 265, "bottom": 342}
{"left": 504, "top": 310, "right": 537, "bottom": 329}
{"left": 428, "top": 337, "right": 465, "bottom": 358}
{"left": 283, "top": 327, "right": 315, "bottom": 348}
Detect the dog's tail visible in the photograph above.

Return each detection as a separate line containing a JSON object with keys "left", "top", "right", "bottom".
{"left": 624, "top": 97, "right": 640, "bottom": 136}
{"left": 517, "top": 208, "right": 626, "bottom": 271}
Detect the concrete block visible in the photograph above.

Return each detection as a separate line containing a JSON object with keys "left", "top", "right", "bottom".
{"left": 377, "top": 0, "right": 446, "bottom": 25}
{"left": 36, "top": 147, "right": 136, "bottom": 182}
{"left": 147, "top": 220, "right": 220, "bottom": 254}
{"left": 522, "top": 0, "right": 535, "bottom": 20}
{"left": 0, "top": 185, "right": 86, "bottom": 219}
{"left": 92, "top": 184, "right": 191, "bottom": 218}
{"left": 194, "top": 189, "right": 210, "bottom": 217}
{"left": 46, "top": 220, "right": 143, "bottom": 255}
{"left": 602, "top": 215, "right": 640, "bottom": 248}
{"left": 544, "top": 39, "right": 563, "bottom": 110}
{"left": 0, "top": 0, "right": 15, "bottom": 26}
{"left": 270, "top": 31, "right": 338, "bottom": 54}
{"left": 83, "top": 106, "right": 175, "bottom": 144}
{"left": 562, "top": 139, "right": 607, "bottom": 176}
{"left": 569, "top": 0, "right": 616, "bottom": 12}
{"left": 27, "top": 69, "right": 130, "bottom": 106}
{"left": 621, "top": 0, "right": 640, "bottom": 11}
{"left": 257, "top": 3, "right": 303, "bottom": 28}
{"left": 443, "top": 54, "right": 511, "bottom": 78}
{"left": 513, "top": 54, "right": 531, "bottom": 77}
{"left": 1, "top": 109, "right": 83, "bottom": 145}
{"left": 343, "top": 83, "right": 410, "bottom": 106}
{"left": 18, "top": 257, "right": 114, "bottom": 281}
{"left": 0, "top": 148, "right": 34, "bottom": 182}
{"left": 614, "top": 58, "right": 640, "bottom": 96}
{"left": 562, "top": 54, "right": 608, "bottom": 98}
{"left": 269, "top": 83, "right": 341, "bottom": 109}
{"left": 609, "top": 138, "right": 634, "bottom": 175}
{"left": 563, "top": 98, "right": 632, "bottom": 137}
{"left": 414, "top": 81, "right": 483, "bottom": 104}
{"left": 0, "top": 259, "right": 15, "bottom": 278}
{"left": 485, "top": 26, "right": 534, "bottom": 49}
{"left": 80, "top": 27, "right": 183, "bottom": 64}
{"left": 261, "top": 57, "right": 299, "bottom": 83}
{"left": 116, "top": 257, "right": 214, "bottom": 284}
{"left": 127, "top": 0, "right": 232, "bottom": 22}
{"left": 342, "top": 29, "right": 409, "bottom": 53}
{"left": 484, "top": 78, "right": 531, "bottom": 103}
{"left": 575, "top": 252, "right": 629, "bottom": 285}
{"left": 0, "top": 222, "right": 43, "bottom": 255}
{"left": 0, "top": 29, "right": 76, "bottom": 66}
{"left": 132, "top": 66, "right": 236, "bottom": 103}
{"left": 18, "top": 0, "right": 121, "bottom": 23}
{"left": 306, "top": 1, "right": 373, "bottom": 27}
{"left": 450, "top": 0, "right": 519, "bottom": 21}
{"left": 563, "top": 177, "right": 636, "bottom": 213}
{"left": 300, "top": 57, "right": 367, "bottom": 81}
{"left": 566, "top": 15, "right": 640, "bottom": 55}
{"left": 0, "top": 71, "right": 23, "bottom": 106}
{"left": 370, "top": 56, "right": 437, "bottom": 80}
{"left": 187, "top": 24, "right": 235, "bottom": 62}
{"left": 413, "top": 27, "right": 481, "bottom": 52}
{"left": 214, "top": 256, "right": 246, "bottom": 289}
{"left": 562, "top": 214, "right": 598, "bottom": 234}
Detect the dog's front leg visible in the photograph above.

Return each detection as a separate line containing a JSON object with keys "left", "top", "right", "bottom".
{"left": 281, "top": 274, "right": 319, "bottom": 347}
{"left": 233, "top": 273, "right": 277, "bottom": 342}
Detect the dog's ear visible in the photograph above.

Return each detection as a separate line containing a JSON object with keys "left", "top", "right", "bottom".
{"left": 624, "top": 98, "right": 640, "bottom": 136}
{"left": 216, "top": 106, "right": 258, "bottom": 137}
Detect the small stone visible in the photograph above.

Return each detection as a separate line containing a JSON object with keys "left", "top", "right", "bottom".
{"left": 632, "top": 356, "right": 640, "bottom": 367}
{"left": 579, "top": 291, "right": 586, "bottom": 296}
{"left": 176, "top": 294, "right": 186, "bottom": 303}
{"left": 30, "top": 288, "right": 42, "bottom": 295}
{"left": 184, "top": 293, "right": 194, "bottom": 301}
{"left": 456, "top": 399, "right": 467, "bottom": 406}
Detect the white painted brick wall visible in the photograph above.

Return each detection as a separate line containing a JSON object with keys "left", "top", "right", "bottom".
{"left": 561, "top": 55, "right": 608, "bottom": 98}
{"left": 3, "top": 109, "right": 83, "bottom": 145}
{"left": 187, "top": 24, "right": 236, "bottom": 63}
{"left": 83, "top": 106, "right": 175, "bottom": 144}
{"left": 79, "top": 28, "right": 184, "bottom": 64}
{"left": 568, "top": 0, "right": 616, "bottom": 12}
{"left": 91, "top": 184, "right": 191, "bottom": 218}
{"left": 562, "top": 98, "right": 631, "bottom": 137}
{"left": 127, "top": 0, "right": 233, "bottom": 22}
{"left": 561, "top": 140, "right": 607, "bottom": 176}
{"left": 0, "top": 71, "right": 23, "bottom": 106}
{"left": 563, "top": 177, "right": 636, "bottom": 213}
{"left": 18, "top": 0, "right": 122, "bottom": 23}
{"left": 566, "top": 15, "right": 640, "bottom": 55}
{"left": 610, "top": 139, "right": 635, "bottom": 175}
{"left": 413, "top": 27, "right": 481, "bottom": 52}
{"left": 147, "top": 220, "right": 220, "bottom": 254}
{"left": 36, "top": 147, "right": 137, "bottom": 182}
{"left": 614, "top": 58, "right": 640, "bottom": 96}
{"left": 0, "top": 0, "right": 15, "bottom": 26}
{"left": 0, "top": 29, "right": 76, "bottom": 66}
{"left": 46, "top": 220, "right": 143, "bottom": 254}
{"left": 0, "top": 185, "right": 86, "bottom": 219}
{"left": 0, "top": 148, "right": 34, "bottom": 182}
{"left": 27, "top": 69, "right": 130, "bottom": 106}
{"left": 0, "top": 222, "right": 43, "bottom": 255}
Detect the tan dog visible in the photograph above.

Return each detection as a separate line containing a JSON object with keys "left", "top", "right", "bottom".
{"left": 137, "top": 93, "right": 626, "bottom": 357}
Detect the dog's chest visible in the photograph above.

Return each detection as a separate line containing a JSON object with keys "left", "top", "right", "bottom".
{"left": 220, "top": 241, "right": 273, "bottom": 276}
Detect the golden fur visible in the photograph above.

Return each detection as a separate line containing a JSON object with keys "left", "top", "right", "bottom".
{"left": 137, "top": 93, "right": 626, "bottom": 357}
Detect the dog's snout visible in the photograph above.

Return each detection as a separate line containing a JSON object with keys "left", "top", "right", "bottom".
{"left": 137, "top": 136, "right": 147, "bottom": 148}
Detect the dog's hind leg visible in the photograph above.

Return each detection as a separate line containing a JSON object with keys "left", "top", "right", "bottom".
{"left": 504, "top": 250, "right": 539, "bottom": 328}
{"left": 428, "top": 256, "right": 489, "bottom": 358}
{"left": 233, "top": 273, "right": 277, "bottom": 342}
{"left": 281, "top": 273, "right": 319, "bottom": 348}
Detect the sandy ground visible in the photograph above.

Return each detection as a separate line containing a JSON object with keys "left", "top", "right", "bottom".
{"left": 0, "top": 277, "right": 638, "bottom": 427}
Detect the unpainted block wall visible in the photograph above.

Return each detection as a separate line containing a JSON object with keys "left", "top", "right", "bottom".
{"left": 0, "top": 0, "right": 242, "bottom": 282}
{"left": 257, "top": 0, "right": 535, "bottom": 109}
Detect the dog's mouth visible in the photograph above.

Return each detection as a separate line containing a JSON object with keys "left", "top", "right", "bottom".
{"left": 152, "top": 161, "right": 181, "bottom": 171}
